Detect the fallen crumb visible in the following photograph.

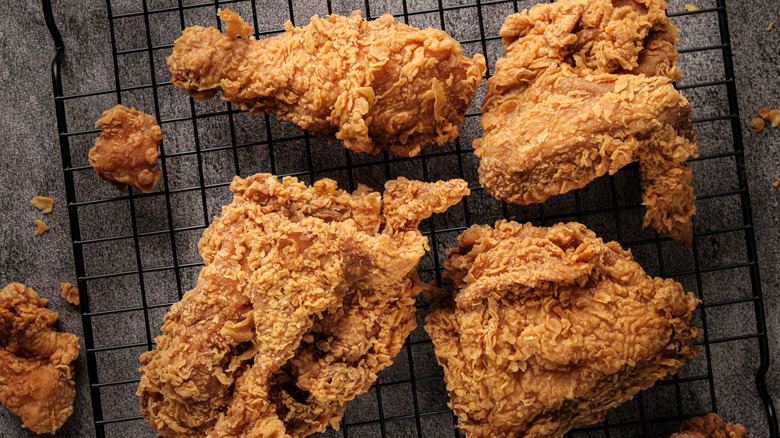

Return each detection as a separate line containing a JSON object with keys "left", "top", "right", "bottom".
{"left": 775, "top": 161, "right": 779, "bottom": 166}
{"left": 768, "top": 22, "right": 775, "bottom": 31}
{"left": 684, "top": 4, "right": 700, "bottom": 11}
{"left": 33, "top": 219, "right": 49, "bottom": 236}
{"left": 509, "top": 215, "right": 516, "bottom": 220}
{"left": 769, "top": 109, "right": 780, "bottom": 128}
{"left": 60, "top": 282, "right": 80, "bottom": 306}
{"left": 759, "top": 108, "right": 771, "bottom": 119}
{"left": 30, "top": 196, "right": 54, "bottom": 214}
{"left": 750, "top": 117, "right": 765, "bottom": 132}
{"left": 773, "top": 181, "right": 779, "bottom": 188}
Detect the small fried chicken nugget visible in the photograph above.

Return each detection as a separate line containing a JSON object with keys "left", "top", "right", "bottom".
{"left": 671, "top": 413, "right": 747, "bottom": 438}
{"left": 426, "top": 221, "right": 701, "bottom": 438}
{"left": 89, "top": 105, "right": 162, "bottom": 194}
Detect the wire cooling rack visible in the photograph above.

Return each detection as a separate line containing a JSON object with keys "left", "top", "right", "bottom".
{"left": 43, "top": 0, "right": 777, "bottom": 436}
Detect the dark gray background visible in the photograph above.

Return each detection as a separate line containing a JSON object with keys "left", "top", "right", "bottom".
{"left": 0, "top": 0, "right": 778, "bottom": 437}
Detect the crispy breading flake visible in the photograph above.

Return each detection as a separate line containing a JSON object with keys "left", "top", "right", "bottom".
{"left": 30, "top": 196, "right": 54, "bottom": 213}
{"left": 60, "top": 282, "right": 80, "bottom": 306}
{"left": 33, "top": 219, "right": 49, "bottom": 236}
{"left": 759, "top": 107, "right": 771, "bottom": 119}
{"left": 773, "top": 181, "right": 779, "bottom": 188}
{"left": 684, "top": 4, "right": 699, "bottom": 11}
{"left": 768, "top": 22, "right": 775, "bottom": 31}
{"left": 769, "top": 109, "right": 780, "bottom": 127}
{"left": 750, "top": 117, "right": 765, "bottom": 132}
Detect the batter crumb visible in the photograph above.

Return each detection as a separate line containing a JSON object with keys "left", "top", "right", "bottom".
{"left": 773, "top": 181, "right": 779, "bottom": 188}
{"left": 60, "top": 282, "right": 80, "bottom": 306}
{"left": 768, "top": 22, "right": 775, "bottom": 31}
{"left": 769, "top": 109, "right": 780, "bottom": 128}
{"left": 759, "top": 107, "right": 770, "bottom": 119}
{"left": 30, "top": 196, "right": 54, "bottom": 214}
{"left": 750, "top": 117, "right": 765, "bottom": 132}
{"left": 33, "top": 220, "right": 49, "bottom": 236}
{"left": 684, "top": 4, "right": 699, "bottom": 11}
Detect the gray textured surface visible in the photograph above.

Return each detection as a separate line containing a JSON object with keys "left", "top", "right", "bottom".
{"left": 0, "top": 0, "right": 778, "bottom": 437}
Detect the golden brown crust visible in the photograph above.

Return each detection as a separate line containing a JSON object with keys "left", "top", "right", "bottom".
{"left": 0, "top": 283, "right": 80, "bottom": 434}
{"left": 475, "top": 0, "right": 698, "bottom": 245}
{"left": 167, "top": 9, "right": 485, "bottom": 157}
{"left": 137, "top": 174, "right": 468, "bottom": 437}
{"left": 671, "top": 413, "right": 747, "bottom": 438}
{"left": 426, "top": 221, "right": 701, "bottom": 438}
{"left": 60, "top": 282, "right": 79, "bottom": 307}
{"left": 30, "top": 196, "right": 54, "bottom": 214}
{"left": 89, "top": 104, "right": 162, "bottom": 194}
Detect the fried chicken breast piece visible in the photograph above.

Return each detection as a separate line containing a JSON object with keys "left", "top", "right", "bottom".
{"left": 474, "top": 0, "right": 699, "bottom": 245}
{"left": 89, "top": 104, "right": 163, "bottom": 194}
{"left": 167, "top": 9, "right": 486, "bottom": 157}
{"left": 671, "top": 413, "right": 747, "bottom": 438}
{"left": 0, "top": 282, "right": 80, "bottom": 434}
{"left": 425, "top": 221, "right": 701, "bottom": 438}
{"left": 137, "top": 174, "right": 469, "bottom": 438}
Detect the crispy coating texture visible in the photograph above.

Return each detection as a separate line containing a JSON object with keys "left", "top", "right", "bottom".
{"left": 89, "top": 104, "right": 163, "bottom": 194}
{"left": 671, "top": 413, "right": 747, "bottom": 438}
{"left": 60, "top": 282, "right": 79, "bottom": 307}
{"left": 425, "top": 221, "right": 701, "bottom": 438}
{"left": 137, "top": 174, "right": 469, "bottom": 437}
{"left": 33, "top": 219, "right": 49, "bottom": 236}
{"left": 0, "top": 283, "right": 80, "bottom": 434}
{"left": 167, "top": 9, "right": 485, "bottom": 157}
{"left": 474, "top": 0, "right": 699, "bottom": 245}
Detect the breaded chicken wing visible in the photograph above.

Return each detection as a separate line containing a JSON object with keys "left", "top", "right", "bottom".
{"left": 671, "top": 413, "right": 747, "bottom": 438}
{"left": 0, "top": 282, "right": 80, "bottom": 434}
{"left": 425, "top": 221, "right": 701, "bottom": 438}
{"left": 137, "top": 174, "right": 469, "bottom": 437}
{"left": 167, "top": 9, "right": 486, "bottom": 157}
{"left": 89, "top": 105, "right": 163, "bottom": 194}
{"left": 474, "top": 0, "right": 698, "bottom": 245}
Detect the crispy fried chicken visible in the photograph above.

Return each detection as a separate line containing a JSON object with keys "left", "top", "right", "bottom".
{"left": 137, "top": 174, "right": 469, "bottom": 437}
{"left": 89, "top": 105, "right": 163, "bottom": 194}
{"left": 671, "top": 413, "right": 747, "bottom": 438}
{"left": 474, "top": 0, "right": 698, "bottom": 245}
{"left": 167, "top": 9, "right": 485, "bottom": 157}
{"left": 425, "top": 221, "right": 701, "bottom": 438}
{"left": 0, "top": 282, "right": 80, "bottom": 434}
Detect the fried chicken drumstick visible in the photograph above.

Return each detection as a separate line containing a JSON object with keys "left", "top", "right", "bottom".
{"left": 425, "top": 221, "right": 701, "bottom": 437}
{"left": 137, "top": 174, "right": 469, "bottom": 437}
{"left": 167, "top": 9, "right": 485, "bottom": 157}
{"left": 474, "top": 0, "right": 699, "bottom": 245}
{"left": 0, "top": 282, "right": 80, "bottom": 434}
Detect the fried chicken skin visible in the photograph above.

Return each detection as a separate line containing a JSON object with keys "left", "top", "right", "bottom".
{"left": 0, "top": 282, "right": 80, "bottom": 434}
{"left": 474, "top": 0, "right": 699, "bottom": 245}
{"left": 89, "top": 104, "right": 163, "bottom": 194}
{"left": 671, "top": 413, "right": 747, "bottom": 438}
{"left": 167, "top": 9, "right": 486, "bottom": 157}
{"left": 425, "top": 221, "right": 701, "bottom": 438}
{"left": 137, "top": 174, "right": 469, "bottom": 437}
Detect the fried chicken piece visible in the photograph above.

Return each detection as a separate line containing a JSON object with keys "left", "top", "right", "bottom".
{"left": 671, "top": 413, "right": 747, "bottom": 438}
{"left": 425, "top": 221, "right": 701, "bottom": 438}
{"left": 167, "top": 9, "right": 485, "bottom": 157}
{"left": 137, "top": 173, "right": 469, "bottom": 437}
{"left": 89, "top": 104, "right": 163, "bottom": 194}
{"left": 474, "top": 0, "right": 699, "bottom": 245}
{"left": 0, "top": 282, "right": 80, "bottom": 434}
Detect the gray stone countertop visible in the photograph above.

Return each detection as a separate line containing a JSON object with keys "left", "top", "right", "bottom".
{"left": 0, "top": 0, "right": 778, "bottom": 437}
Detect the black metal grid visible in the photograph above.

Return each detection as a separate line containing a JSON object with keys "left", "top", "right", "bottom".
{"left": 42, "top": 0, "right": 777, "bottom": 436}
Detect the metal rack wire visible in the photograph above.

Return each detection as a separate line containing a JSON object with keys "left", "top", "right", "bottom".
{"left": 43, "top": 0, "right": 777, "bottom": 436}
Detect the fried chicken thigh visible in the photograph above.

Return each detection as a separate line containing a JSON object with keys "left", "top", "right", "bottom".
{"left": 425, "top": 221, "right": 701, "bottom": 437}
{"left": 168, "top": 9, "right": 485, "bottom": 157}
{"left": 89, "top": 104, "right": 163, "bottom": 194}
{"left": 671, "top": 413, "right": 747, "bottom": 438}
{"left": 475, "top": 0, "right": 699, "bottom": 245}
{"left": 0, "top": 282, "right": 80, "bottom": 434}
{"left": 137, "top": 174, "right": 469, "bottom": 437}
